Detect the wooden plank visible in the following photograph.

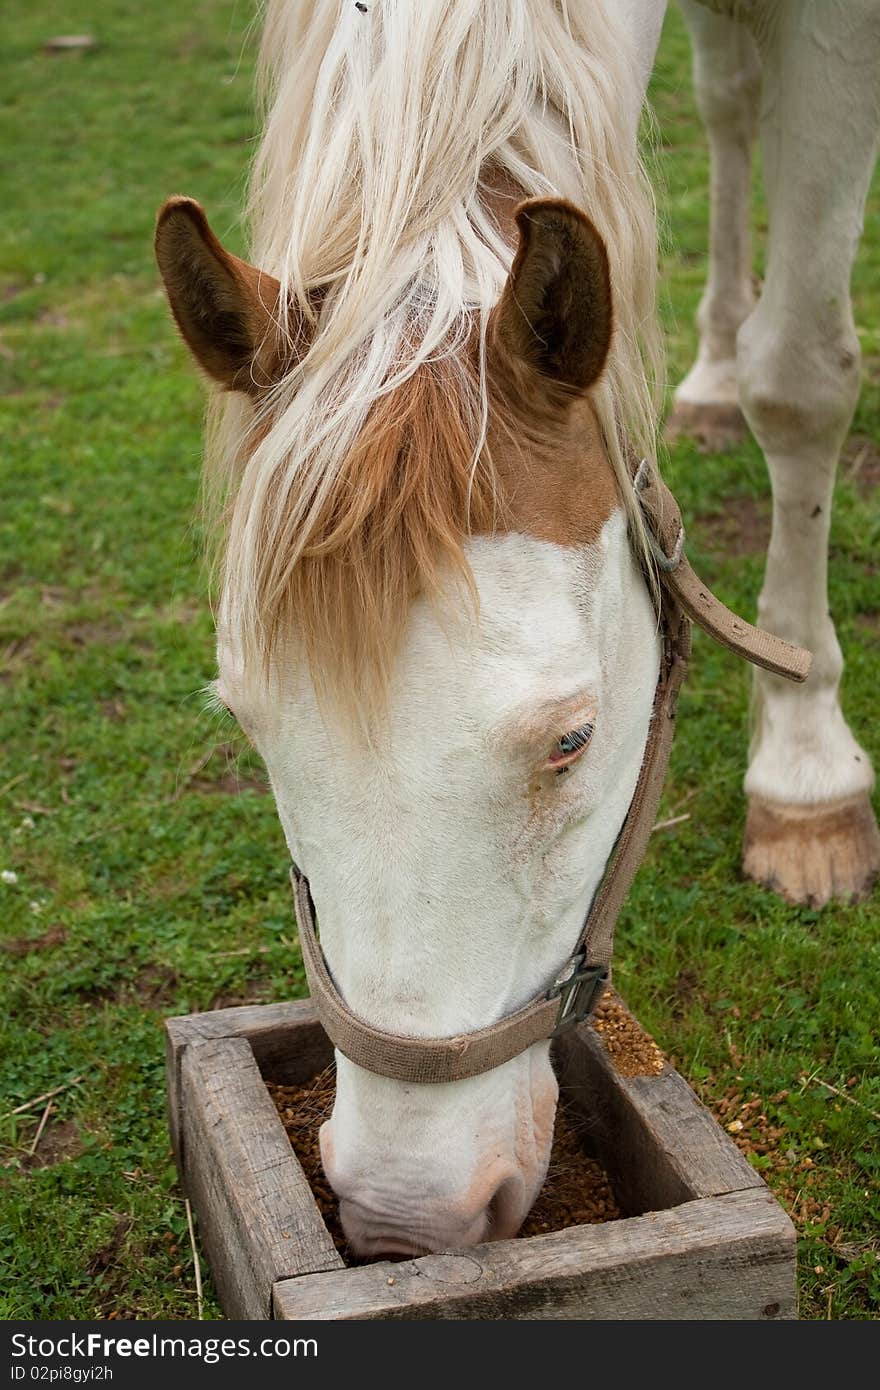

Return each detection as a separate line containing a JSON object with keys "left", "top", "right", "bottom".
{"left": 165, "top": 999, "right": 333, "bottom": 1174}
{"left": 168, "top": 996, "right": 796, "bottom": 1321}
{"left": 553, "top": 1009, "right": 761, "bottom": 1213}
{"left": 273, "top": 1187, "right": 796, "bottom": 1321}
{"left": 165, "top": 1015, "right": 189, "bottom": 1175}
{"left": 180, "top": 1035, "right": 343, "bottom": 1319}
{"left": 166, "top": 997, "right": 332, "bottom": 1081}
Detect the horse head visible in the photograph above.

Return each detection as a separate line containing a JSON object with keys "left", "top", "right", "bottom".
{"left": 156, "top": 193, "right": 661, "bottom": 1255}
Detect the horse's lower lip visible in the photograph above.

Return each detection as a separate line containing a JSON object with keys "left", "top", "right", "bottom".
{"left": 339, "top": 1202, "right": 491, "bottom": 1259}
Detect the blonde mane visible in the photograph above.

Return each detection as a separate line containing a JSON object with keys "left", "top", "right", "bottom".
{"left": 208, "top": 0, "right": 662, "bottom": 716}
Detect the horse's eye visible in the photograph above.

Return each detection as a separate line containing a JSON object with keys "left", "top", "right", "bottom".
{"left": 545, "top": 722, "right": 594, "bottom": 774}
{"left": 557, "top": 726, "right": 593, "bottom": 755}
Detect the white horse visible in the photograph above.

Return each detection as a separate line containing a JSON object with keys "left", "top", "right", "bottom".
{"left": 154, "top": 0, "right": 875, "bottom": 1257}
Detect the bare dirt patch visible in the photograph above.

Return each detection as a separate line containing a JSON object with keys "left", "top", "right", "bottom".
{"left": 172, "top": 742, "right": 269, "bottom": 800}
{"left": 20, "top": 1117, "right": 83, "bottom": 1171}
{"left": 670, "top": 967, "right": 704, "bottom": 1020}
{"left": 83, "top": 964, "right": 181, "bottom": 1010}
{"left": 40, "top": 585, "right": 68, "bottom": 608}
{"left": 1, "top": 635, "right": 34, "bottom": 682}
{"left": 2, "top": 924, "right": 67, "bottom": 957}
{"left": 35, "top": 308, "right": 70, "bottom": 330}
{"left": 692, "top": 492, "right": 771, "bottom": 560}
{"left": 125, "top": 964, "right": 180, "bottom": 1007}
{"left": 83, "top": 1214, "right": 145, "bottom": 1320}
{"left": 86, "top": 1216, "right": 134, "bottom": 1278}
{"left": 843, "top": 434, "right": 880, "bottom": 497}
{"left": 64, "top": 620, "right": 127, "bottom": 647}
{"left": 100, "top": 698, "right": 127, "bottom": 722}
{"left": 159, "top": 598, "right": 202, "bottom": 626}
{"left": 189, "top": 768, "right": 269, "bottom": 795}
{"left": 209, "top": 977, "right": 273, "bottom": 1011}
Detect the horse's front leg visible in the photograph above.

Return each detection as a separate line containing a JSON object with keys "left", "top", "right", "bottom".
{"left": 666, "top": 0, "right": 761, "bottom": 451}
{"left": 735, "top": 0, "right": 880, "bottom": 905}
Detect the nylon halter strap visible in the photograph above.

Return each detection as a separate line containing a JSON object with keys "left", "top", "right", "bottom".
{"left": 290, "top": 457, "right": 811, "bottom": 1085}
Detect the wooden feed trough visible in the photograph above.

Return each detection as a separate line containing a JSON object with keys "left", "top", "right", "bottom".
{"left": 165, "top": 995, "right": 797, "bottom": 1320}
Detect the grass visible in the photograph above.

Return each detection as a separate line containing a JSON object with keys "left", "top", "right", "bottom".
{"left": 1, "top": 3, "right": 878, "bottom": 1321}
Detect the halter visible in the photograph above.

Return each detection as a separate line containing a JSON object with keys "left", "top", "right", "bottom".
{"left": 290, "top": 455, "right": 811, "bottom": 1084}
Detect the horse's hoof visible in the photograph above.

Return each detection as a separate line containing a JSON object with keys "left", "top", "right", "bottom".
{"left": 664, "top": 400, "right": 748, "bottom": 453}
{"left": 743, "top": 792, "right": 880, "bottom": 907}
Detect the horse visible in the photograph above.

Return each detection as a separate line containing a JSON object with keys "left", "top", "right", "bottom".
{"left": 663, "top": 0, "right": 880, "bottom": 905}
{"left": 153, "top": 0, "right": 873, "bottom": 1257}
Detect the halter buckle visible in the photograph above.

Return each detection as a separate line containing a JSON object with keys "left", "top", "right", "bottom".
{"left": 548, "top": 952, "right": 609, "bottom": 1034}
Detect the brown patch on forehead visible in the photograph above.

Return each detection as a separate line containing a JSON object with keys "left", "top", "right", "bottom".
{"left": 485, "top": 394, "right": 620, "bottom": 548}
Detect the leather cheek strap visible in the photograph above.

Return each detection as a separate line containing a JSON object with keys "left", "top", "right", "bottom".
{"left": 292, "top": 867, "right": 566, "bottom": 1083}
{"left": 635, "top": 464, "right": 811, "bottom": 683}
{"left": 290, "top": 597, "right": 691, "bottom": 1085}
{"left": 287, "top": 460, "right": 812, "bottom": 1084}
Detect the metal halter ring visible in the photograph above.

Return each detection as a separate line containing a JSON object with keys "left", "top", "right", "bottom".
{"left": 633, "top": 457, "right": 686, "bottom": 573}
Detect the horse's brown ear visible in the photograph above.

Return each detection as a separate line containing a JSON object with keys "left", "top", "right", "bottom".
{"left": 490, "top": 198, "right": 613, "bottom": 395}
{"left": 154, "top": 197, "right": 286, "bottom": 394}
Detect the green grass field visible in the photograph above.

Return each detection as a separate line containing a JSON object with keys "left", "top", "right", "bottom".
{"left": 1, "top": 3, "right": 878, "bottom": 1321}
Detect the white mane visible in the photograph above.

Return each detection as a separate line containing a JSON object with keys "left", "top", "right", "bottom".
{"left": 209, "top": 0, "right": 662, "bottom": 697}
